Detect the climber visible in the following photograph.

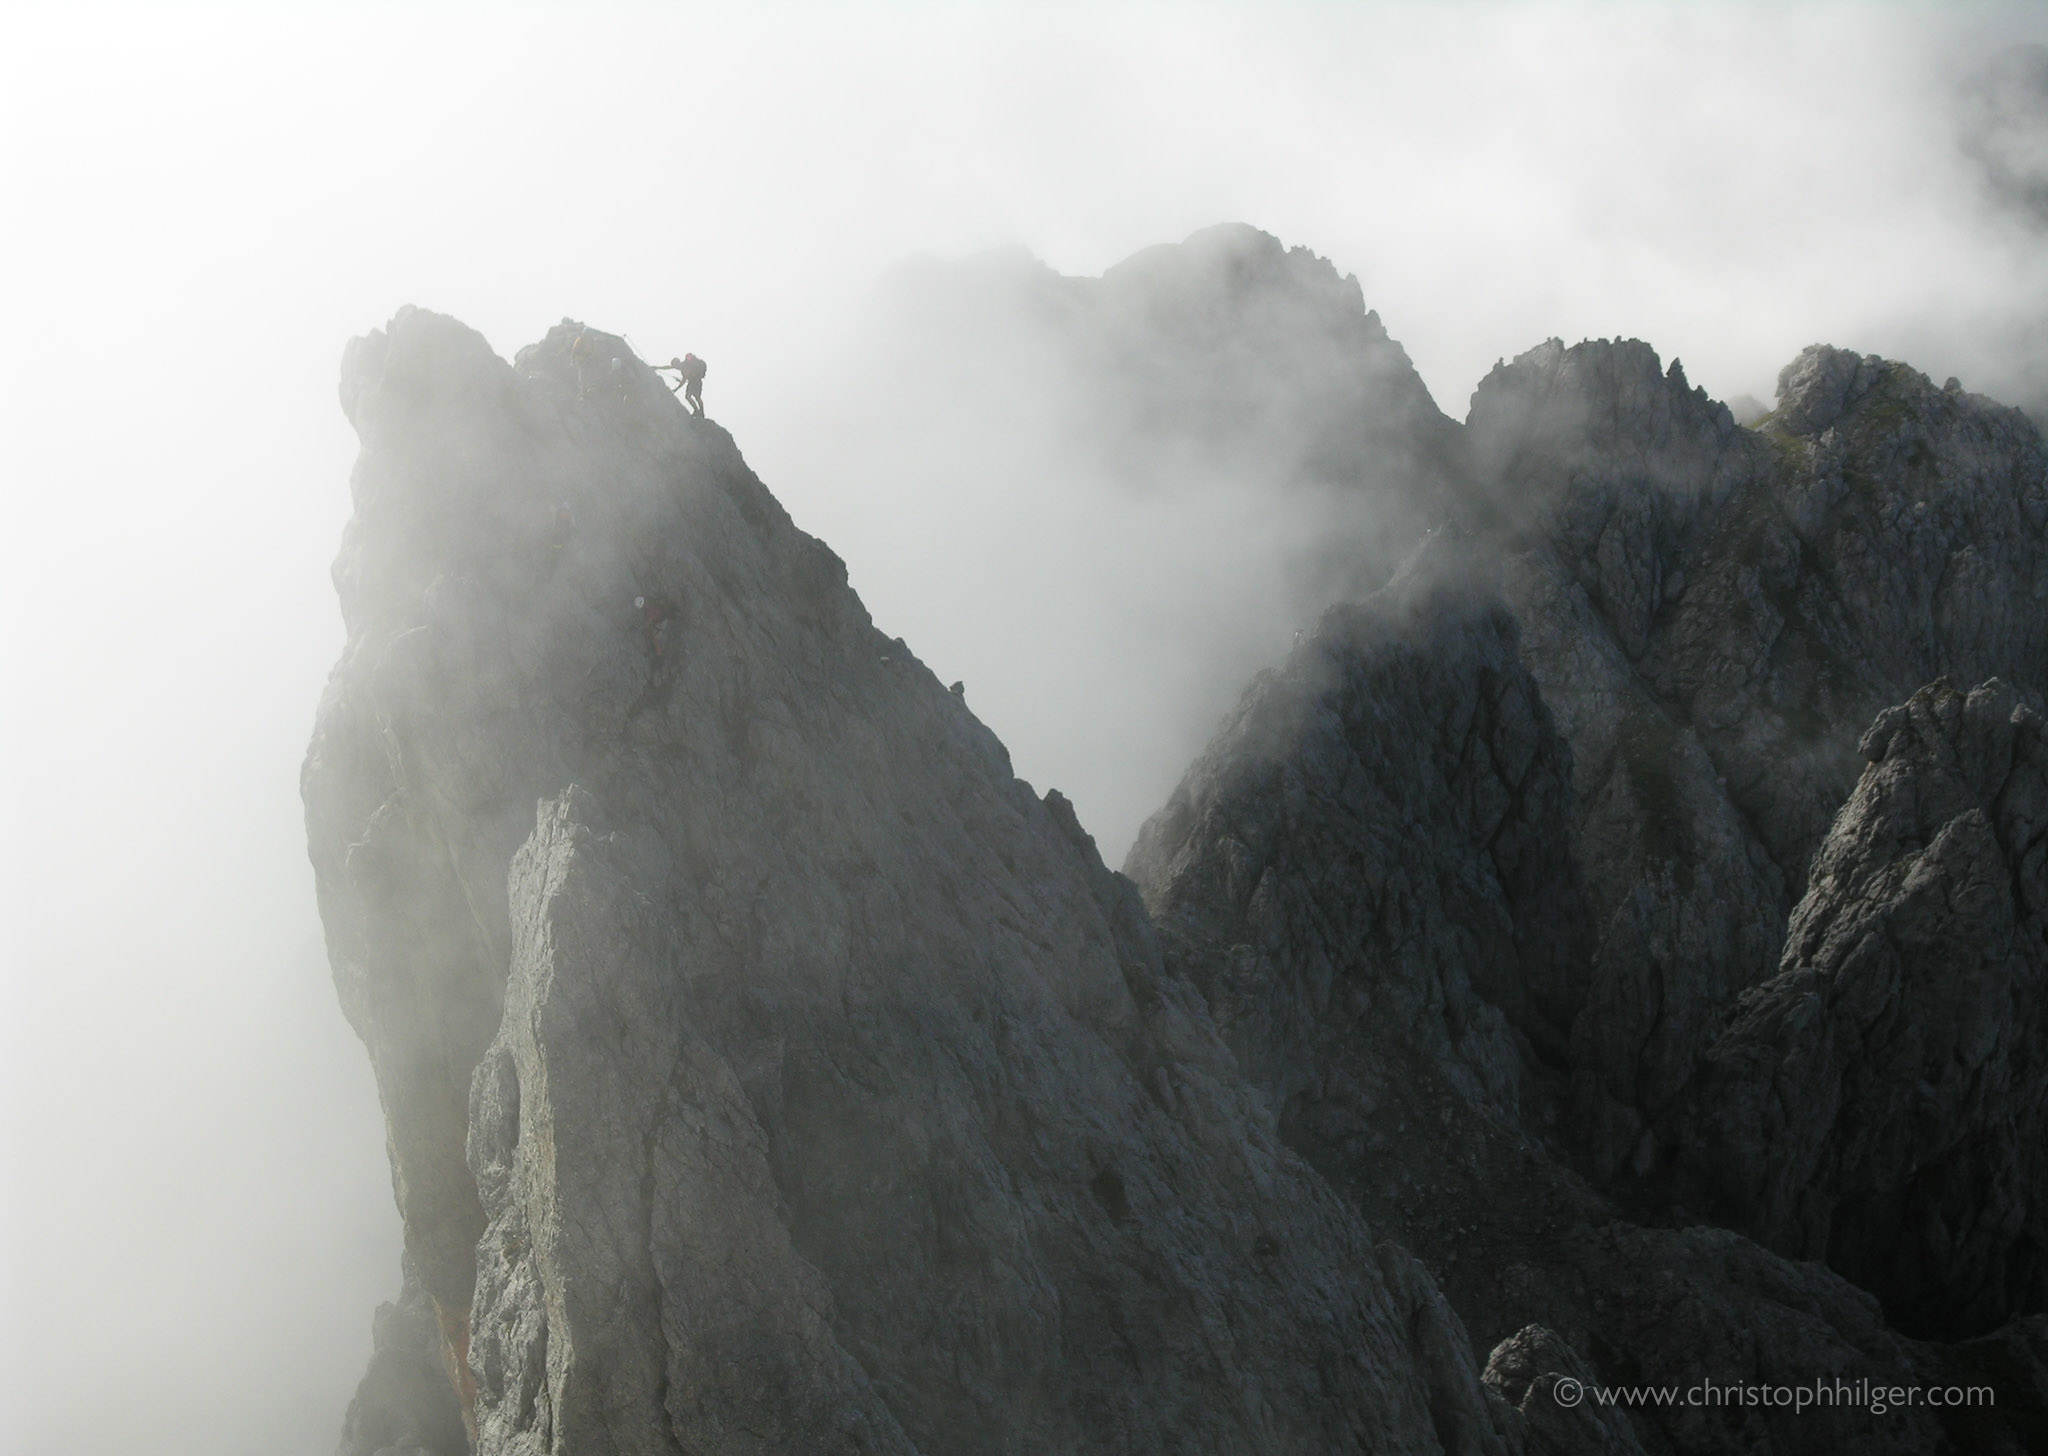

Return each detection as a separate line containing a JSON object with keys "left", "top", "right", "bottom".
{"left": 571, "top": 330, "right": 596, "bottom": 397}
{"left": 635, "top": 593, "right": 681, "bottom": 660}
{"left": 548, "top": 501, "right": 575, "bottom": 555}
{"left": 657, "top": 354, "right": 707, "bottom": 417}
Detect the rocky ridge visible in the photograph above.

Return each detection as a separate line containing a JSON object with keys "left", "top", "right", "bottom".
{"left": 310, "top": 307, "right": 1530, "bottom": 1455}
{"left": 1452, "top": 334, "right": 2048, "bottom": 1331}
{"left": 862, "top": 221, "right": 1471, "bottom": 607}
{"left": 1126, "top": 565, "right": 2046, "bottom": 1455}
{"left": 1676, "top": 678, "right": 2048, "bottom": 1337}
{"left": 312, "top": 227, "right": 2048, "bottom": 1455}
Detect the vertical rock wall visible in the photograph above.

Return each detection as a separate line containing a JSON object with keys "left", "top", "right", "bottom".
{"left": 306, "top": 307, "right": 1525, "bottom": 1454}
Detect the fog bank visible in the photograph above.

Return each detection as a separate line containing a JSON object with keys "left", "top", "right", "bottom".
{"left": 4, "top": 5, "right": 2047, "bottom": 1453}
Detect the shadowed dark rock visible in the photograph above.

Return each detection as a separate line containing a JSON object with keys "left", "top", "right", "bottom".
{"left": 1482, "top": 1325, "right": 1644, "bottom": 1456}
{"left": 1125, "top": 562, "right": 1588, "bottom": 1122}
{"left": 1674, "top": 678, "right": 2048, "bottom": 1337}
{"left": 310, "top": 229, "right": 2048, "bottom": 1455}
{"left": 1125, "top": 549, "right": 2046, "bottom": 1454}
{"left": 335, "top": 1257, "right": 469, "bottom": 1456}
{"left": 308, "top": 305, "right": 1528, "bottom": 1455}
{"left": 1464, "top": 335, "right": 2048, "bottom": 1181}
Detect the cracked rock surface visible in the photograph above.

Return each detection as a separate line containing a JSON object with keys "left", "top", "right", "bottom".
{"left": 1464, "top": 337, "right": 2048, "bottom": 1184}
{"left": 1125, "top": 567, "right": 2046, "bottom": 1456}
{"left": 1673, "top": 678, "right": 2048, "bottom": 1337}
{"left": 309, "top": 227, "right": 2048, "bottom": 1456}
{"left": 307, "top": 305, "right": 1529, "bottom": 1454}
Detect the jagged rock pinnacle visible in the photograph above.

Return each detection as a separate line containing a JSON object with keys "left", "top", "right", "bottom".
{"left": 311, "top": 233, "right": 2048, "bottom": 1454}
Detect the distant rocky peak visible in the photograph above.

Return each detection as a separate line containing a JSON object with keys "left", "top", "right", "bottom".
{"left": 1458, "top": 337, "right": 1741, "bottom": 550}
{"left": 312, "top": 226, "right": 2048, "bottom": 1454}
{"left": 839, "top": 223, "right": 1474, "bottom": 611}
{"left": 1770, "top": 344, "right": 1893, "bottom": 437}
{"left": 1100, "top": 221, "right": 1374, "bottom": 333}
{"left": 1468, "top": 337, "right": 1736, "bottom": 473}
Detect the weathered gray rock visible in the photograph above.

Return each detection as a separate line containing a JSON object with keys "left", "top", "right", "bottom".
{"left": 309, "top": 237, "right": 2048, "bottom": 1456}
{"left": 1464, "top": 336, "right": 2048, "bottom": 1179}
{"left": 1543, "top": 1223, "right": 1979, "bottom": 1456}
{"left": 1125, "top": 554, "right": 2046, "bottom": 1454}
{"left": 1125, "top": 561, "right": 1587, "bottom": 1122}
{"left": 1482, "top": 1325, "right": 1644, "bottom": 1456}
{"left": 336, "top": 1257, "right": 470, "bottom": 1456}
{"left": 1772, "top": 347, "right": 1887, "bottom": 439}
{"left": 1673, "top": 678, "right": 2048, "bottom": 1337}
{"left": 308, "top": 307, "right": 1529, "bottom": 1454}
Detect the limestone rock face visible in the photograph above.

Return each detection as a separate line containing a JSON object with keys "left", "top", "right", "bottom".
{"left": 1124, "top": 565, "right": 1588, "bottom": 1127}
{"left": 307, "top": 306, "right": 1524, "bottom": 1455}
{"left": 1464, "top": 336, "right": 2048, "bottom": 1178}
{"left": 309, "top": 231, "right": 2048, "bottom": 1456}
{"left": 335, "top": 1257, "right": 469, "bottom": 1456}
{"left": 1675, "top": 678, "right": 2048, "bottom": 1337}
{"left": 1124, "top": 562, "right": 2044, "bottom": 1455}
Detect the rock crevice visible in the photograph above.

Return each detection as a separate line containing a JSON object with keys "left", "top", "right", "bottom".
{"left": 313, "top": 232, "right": 2048, "bottom": 1455}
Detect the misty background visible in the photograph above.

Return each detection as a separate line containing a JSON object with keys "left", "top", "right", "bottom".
{"left": 4, "top": 5, "right": 2046, "bottom": 1453}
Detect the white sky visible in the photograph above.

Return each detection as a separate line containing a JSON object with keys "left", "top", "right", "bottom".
{"left": 3, "top": 4, "right": 2044, "bottom": 1453}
